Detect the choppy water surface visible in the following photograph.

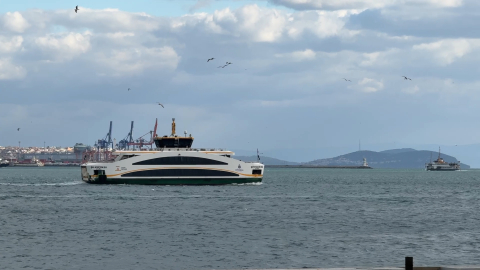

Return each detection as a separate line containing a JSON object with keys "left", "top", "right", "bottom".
{"left": 1, "top": 167, "right": 480, "bottom": 269}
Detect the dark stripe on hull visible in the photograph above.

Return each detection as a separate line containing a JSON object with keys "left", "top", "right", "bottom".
{"left": 84, "top": 177, "right": 262, "bottom": 185}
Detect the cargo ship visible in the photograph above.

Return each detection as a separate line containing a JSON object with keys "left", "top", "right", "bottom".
{"left": 81, "top": 118, "right": 264, "bottom": 185}
{"left": 14, "top": 157, "right": 45, "bottom": 167}
{"left": 425, "top": 147, "right": 460, "bottom": 171}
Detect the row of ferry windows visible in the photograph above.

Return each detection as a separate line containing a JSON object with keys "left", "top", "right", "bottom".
{"left": 132, "top": 156, "right": 228, "bottom": 166}
{"left": 123, "top": 169, "right": 238, "bottom": 177}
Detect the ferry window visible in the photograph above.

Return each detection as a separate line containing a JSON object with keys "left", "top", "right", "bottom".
{"left": 252, "top": 169, "right": 262, "bottom": 175}
{"left": 94, "top": 170, "right": 105, "bottom": 175}
{"left": 120, "top": 155, "right": 138, "bottom": 160}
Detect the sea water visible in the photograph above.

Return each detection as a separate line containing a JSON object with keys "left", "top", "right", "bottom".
{"left": 1, "top": 167, "right": 480, "bottom": 269}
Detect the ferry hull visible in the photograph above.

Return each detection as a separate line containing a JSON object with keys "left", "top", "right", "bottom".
{"left": 83, "top": 177, "right": 262, "bottom": 185}
{"left": 426, "top": 167, "right": 459, "bottom": 171}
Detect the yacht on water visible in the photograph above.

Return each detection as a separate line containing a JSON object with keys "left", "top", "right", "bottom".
{"left": 81, "top": 118, "right": 264, "bottom": 185}
{"left": 425, "top": 147, "right": 460, "bottom": 171}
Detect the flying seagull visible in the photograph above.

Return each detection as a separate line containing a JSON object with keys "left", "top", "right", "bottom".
{"left": 157, "top": 102, "right": 164, "bottom": 108}
{"left": 343, "top": 78, "right": 351, "bottom": 82}
{"left": 17, "top": 128, "right": 20, "bottom": 131}
{"left": 128, "top": 88, "right": 131, "bottom": 91}
{"left": 207, "top": 58, "right": 214, "bottom": 62}
{"left": 226, "top": 62, "right": 232, "bottom": 65}
{"left": 75, "top": 5, "right": 79, "bottom": 13}
{"left": 402, "top": 76, "right": 412, "bottom": 80}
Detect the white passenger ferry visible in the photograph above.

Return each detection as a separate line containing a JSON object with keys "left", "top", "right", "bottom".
{"left": 425, "top": 147, "right": 460, "bottom": 171}
{"left": 81, "top": 118, "right": 264, "bottom": 185}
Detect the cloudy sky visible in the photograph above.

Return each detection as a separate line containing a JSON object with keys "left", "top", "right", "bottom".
{"left": 0, "top": 0, "right": 479, "bottom": 161}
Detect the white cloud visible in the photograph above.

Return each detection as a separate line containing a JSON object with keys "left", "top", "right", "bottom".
{"left": 286, "top": 10, "right": 351, "bottom": 39}
{"left": 269, "top": 0, "right": 463, "bottom": 10}
{"left": 357, "top": 77, "right": 384, "bottom": 93}
{"left": 234, "top": 5, "right": 287, "bottom": 42}
{"left": 275, "top": 49, "right": 316, "bottom": 61}
{"left": 0, "top": 36, "right": 23, "bottom": 53}
{"left": 172, "top": 5, "right": 350, "bottom": 42}
{"left": 95, "top": 46, "right": 180, "bottom": 75}
{"left": 413, "top": 39, "right": 479, "bottom": 66}
{"left": 3, "top": 12, "right": 30, "bottom": 33}
{"left": 67, "top": 8, "right": 160, "bottom": 32}
{"left": 35, "top": 32, "right": 91, "bottom": 61}
{"left": 105, "top": 32, "right": 135, "bottom": 39}
{"left": 0, "top": 58, "right": 26, "bottom": 80}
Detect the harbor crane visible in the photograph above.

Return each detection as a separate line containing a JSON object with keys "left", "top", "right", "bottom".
{"left": 118, "top": 121, "right": 134, "bottom": 149}
{"left": 95, "top": 121, "right": 113, "bottom": 149}
{"left": 128, "top": 118, "right": 158, "bottom": 149}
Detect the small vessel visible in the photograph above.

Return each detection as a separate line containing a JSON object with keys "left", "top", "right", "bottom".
{"left": 0, "top": 159, "right": 9, "bottom": 168}
{"left": 14, "top": 157, "right": 45, "bottom": 167}
{"left": 361, "top": 157, "right": 370, "bottom": 168}
{"left": 425, "top": 147, "right": 460, "bottom": 171}
{"left": 81, "top": 118, "right": 264, "bottom": 185}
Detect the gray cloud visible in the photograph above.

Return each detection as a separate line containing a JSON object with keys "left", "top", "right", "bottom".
{"left": 347, "top": 7, "right": 480, "bottom": 38}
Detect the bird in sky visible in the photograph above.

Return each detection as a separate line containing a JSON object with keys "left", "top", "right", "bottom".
{"left": 343, "top": 78, "right": 351, "bottom": 82}
{"left": 128, "top": 88, "right": 131, "bottom": 91}
{"left": 75, "top": 5, "right": 79, "bottom": 13}
{"left": 207, "top": 58, "right": 214, "bottom": 62}
{"left": 157, "top": 102, "right": 164, "bottom": 108}
{"left": 226, "top": 62, "right": 232, "bottom": 65}
{"left": 17, "top": 128, "right": 20, "bottom": 131}
{"left": 402, "top": 76, "right": 412, "bottom": 80}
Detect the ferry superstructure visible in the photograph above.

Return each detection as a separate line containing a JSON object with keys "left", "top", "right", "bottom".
{"left": 425, "top": 147, "right": 460, "bottom": 171}
{"left": 81, "top": 118, "right": 264, "bottom": 185}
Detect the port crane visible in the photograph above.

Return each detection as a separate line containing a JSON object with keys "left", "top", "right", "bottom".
{"left": 128, "top": 118, "right": 158, "bottom": 149}
{"left": 118, "top": 121, "right": 134, "bottom": 149}
{"left": 95, "top": 121, "right": 113, "bottom": 149}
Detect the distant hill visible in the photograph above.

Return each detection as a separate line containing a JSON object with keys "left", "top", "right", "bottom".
{"left": 305, "top": 149, "right": 470, "bottom": 169}
{"left": 235, "top": 155, "right": 299, "bottom": 166}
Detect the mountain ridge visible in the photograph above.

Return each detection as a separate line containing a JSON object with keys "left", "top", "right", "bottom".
{"left": 305, "top": 149, "right": 470, "bottom": 169}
